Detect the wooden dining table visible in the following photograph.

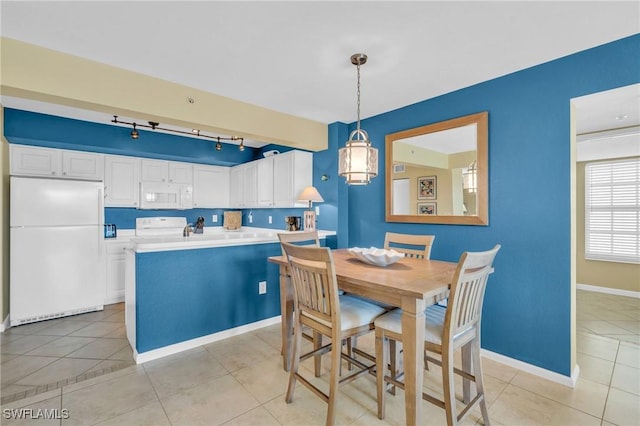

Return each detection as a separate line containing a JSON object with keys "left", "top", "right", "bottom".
{"left": 268, "top": 248, "right": 458, "bottom": 426}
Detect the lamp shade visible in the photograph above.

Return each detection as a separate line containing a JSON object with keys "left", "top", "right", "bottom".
{"left": 297, "top": 186, "right": 324, "bottom": 203}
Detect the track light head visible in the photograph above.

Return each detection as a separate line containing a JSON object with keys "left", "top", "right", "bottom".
{"left": 130, "top": 123, "right": 139, "bottom": 140}
{"left": 215, "top": 138, "right": 222, "bottom": 151}
{"left": 238, "top": 139, "right": 245, "bottom": 151}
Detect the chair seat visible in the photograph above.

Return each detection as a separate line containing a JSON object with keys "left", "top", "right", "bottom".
{"left": 374, "top": 305, "right": 447, "bottom": 345}
{"left": 304, "top": 295, "right": 387, "bottom": 331}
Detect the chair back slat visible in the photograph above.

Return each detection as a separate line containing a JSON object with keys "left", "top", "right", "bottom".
{"left": 281, "top": 242, "right": 340, "bottom": 330}
{"left": 383, "top": 232, "right": 435, "bottom": 260}
{"left": 446, "top": 245, "right": 500, "bottom": 341}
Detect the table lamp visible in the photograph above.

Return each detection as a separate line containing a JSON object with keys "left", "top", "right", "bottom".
{"left": 298, "top": 186, "right": 324, "bottom": 231}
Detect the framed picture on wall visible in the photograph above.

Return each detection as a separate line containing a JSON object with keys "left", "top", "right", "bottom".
{"left": 418, "top": 202, "right": 437, "bottom": 215}
{"left": 418, "top": 176, "right": 437, "bottom": 200}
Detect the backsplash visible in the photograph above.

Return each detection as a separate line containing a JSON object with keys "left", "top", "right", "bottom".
{"left": 105, "top": 207, "right": 310, "bottom": 231}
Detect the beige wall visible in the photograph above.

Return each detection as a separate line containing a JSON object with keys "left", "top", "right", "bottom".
{"left": 576, "top": 159, "right": 640, "bottom": 292}
{"left": 1, "top": 38, "right": 327, "bottom": 151}
{"left": 0, "top": 105, "right": 8, "bottom": 322}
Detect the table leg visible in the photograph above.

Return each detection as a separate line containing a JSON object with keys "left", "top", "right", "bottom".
{"left": 279, "top": 266, "right": 294, "bottom": 371}
{"left": 401, "top": 297, "right": 426, "bottom": 426}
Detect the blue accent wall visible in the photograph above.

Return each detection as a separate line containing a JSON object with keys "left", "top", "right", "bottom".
{"left": 135, "top": 243, "right": 282, "bottom": 353}
{"left": 340, "top": 34, "right": 640, "bottom": 375}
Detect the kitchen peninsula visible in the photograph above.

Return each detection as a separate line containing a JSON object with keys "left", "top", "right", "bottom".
{"left": 125, "top": 227, "right": 335, "bottom": 363}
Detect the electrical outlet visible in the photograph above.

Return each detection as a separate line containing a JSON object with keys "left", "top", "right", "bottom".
{"left": 249, "top": 214, "right": 253, "bottom": 224}
{"left": 268, "top": 216, "right": 272, "bottom": 224}
{"left": 259, "top": 281, "right": 267, "bottom": 294}
{"left": 212, "top": 214, "right": 218, "bottom": 223}
{"left": 315, "top": 206, "right": 320, "bottom": 215}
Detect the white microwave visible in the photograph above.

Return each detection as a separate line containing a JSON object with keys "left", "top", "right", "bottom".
{"left": 139, "top": 182, "right": 193, "bottom": 210}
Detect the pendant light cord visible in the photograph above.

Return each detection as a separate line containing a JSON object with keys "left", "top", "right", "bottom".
{"left": 356, "top": 62, "right": 361, "bottom": 132}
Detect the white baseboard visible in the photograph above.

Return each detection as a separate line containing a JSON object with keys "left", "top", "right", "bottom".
{"left": 481, "top": 349, "right": 579, "bottom": 388}
{"left": 577, "top": 283, "right": 640, "bottom": 299}
{"left": 0, "top": 315, "right": 9, "bottom": 332}
{"left": 133, "top": 316, "right": 282, "bottom": 364}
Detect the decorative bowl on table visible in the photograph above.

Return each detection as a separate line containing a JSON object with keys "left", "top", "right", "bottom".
{"left": 347, "top": 247, "right": 404, "bottom": 267}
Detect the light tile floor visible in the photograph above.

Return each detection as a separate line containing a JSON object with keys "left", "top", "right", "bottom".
{"left": 0, "top": 289, "right": 638, "bottom": 425}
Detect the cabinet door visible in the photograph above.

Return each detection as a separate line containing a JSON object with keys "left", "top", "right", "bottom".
{"left": 105, "top": 244, "right": 126, "bottom": 304}
{"left": 256, "top": 157, "right": 274, "bottom": 207}
{"left": 169, "top": 162, "right": 193, "bottom": 184}
{"left": 105, "top": 155, "right": 140, "bottom": 207}
{"left": 140, "top": 159, "right": 169, "bottom": 182}
{"left": 193, "top": 165, "right": 230, "bottom": 208}
{"left": 62, "top": 150, "right": 104, "bottom": 180}
{"left": 229, "top": 166, "right": 244, "bottom": 207}
{"left": 273, "top": 154, "right": 293, "bottom": 207}
{"left": 10, "top": 145, "right": 61, "bottom": 177}
{"left": 242, "top": 162, "right": 258, "bottom": 207}
{"left": 273, "top": 151, "right": 312, "bottom": 207}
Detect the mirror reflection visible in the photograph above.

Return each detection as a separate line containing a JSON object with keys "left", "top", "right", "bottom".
{"left": 385, "top": 111, "right": 488, "bottom": 225}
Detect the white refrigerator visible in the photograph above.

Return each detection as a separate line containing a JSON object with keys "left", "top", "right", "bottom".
{"left": 10, "top": 176, "right": 105, "bottom": 326}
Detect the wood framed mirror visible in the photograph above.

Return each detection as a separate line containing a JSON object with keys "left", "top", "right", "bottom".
{"left": 385, "top": 111, "right": 488, "bottom": 225}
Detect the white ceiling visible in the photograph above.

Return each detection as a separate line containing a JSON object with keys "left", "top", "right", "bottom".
{"left": 1, "top": 1, "right": 639, "bottom": 142}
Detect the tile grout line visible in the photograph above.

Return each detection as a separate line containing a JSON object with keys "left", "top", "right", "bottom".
{"left": 1, "top": 361, "right": 132, "bottom": 405}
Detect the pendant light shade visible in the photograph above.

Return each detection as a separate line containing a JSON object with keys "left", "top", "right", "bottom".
{"left": 339, "top": 129, "right": 378, "bottom": 185}
{"left": 338, "top": 53, "right": 378, "bottom": 185}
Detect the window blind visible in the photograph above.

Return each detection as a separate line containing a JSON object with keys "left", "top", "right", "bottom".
{"left": 585, "top": 158, "right": 640, "bottom": 264}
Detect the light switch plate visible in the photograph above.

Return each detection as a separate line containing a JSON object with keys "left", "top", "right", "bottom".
{"left": 315, "top": 206, "right": 320, "bottom": 215}
{"left": 212, "top": 214, "right": 218, "bottom": 223}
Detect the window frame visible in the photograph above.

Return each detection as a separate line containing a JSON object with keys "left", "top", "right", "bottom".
{"left": 584, "top": 157, "right": 640, "bottom": 264}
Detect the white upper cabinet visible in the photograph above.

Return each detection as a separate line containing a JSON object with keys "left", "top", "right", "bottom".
{"left": 140, "top": 159, "right": 193, "bottom": 184}
{"left": 11, "top": 145, "right": 313, "bottom": 210}
{"left": 257, "top": 157, "right": 275, "bottom": 207}
{"left": 192, "top": 165, "right": 230, "bottom": 208}
{"left": 229, "top": 150, "right": 312, "bottom": 209}
{"left": 242, "top": 162, "right": 258, "bottom": 207}
{"left": 104, "top": 155, "right": 140, "bottom": 207}
{"left": 11, "top": 145, "right": 103, "bottom": 180}
{"left": 230, "top": 162, "right": 258, "bottom": 208}
{"left": 229, "top": 165, "right": 244, "bottom": 208}
{"left": 62, "top": 150, "right": 104, "bottom": 180}
{"left": 273, "top": 151, "right": 313, "bottom": 207}
{"left": 169, "top": 162, "right": 193, "bottom": 184}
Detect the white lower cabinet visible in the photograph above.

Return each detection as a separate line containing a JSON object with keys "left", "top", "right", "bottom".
{"left": 104, "top": 239, "right": 130, "bottom": 304}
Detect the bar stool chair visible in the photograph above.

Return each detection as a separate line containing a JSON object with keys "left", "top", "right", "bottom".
{"left": 278, "top": 232, "right": 321, "bottom": 373}
{"left": 375, "top": 244, "right": 501, "bottom": 426}
{"left": 281, "top": 242, "right": 386, "bottom": 426}
{"left": 384, "top": 232, "right": 435, "bottom": 259}
{"left": 383, "top": 232, "right": 436, "bottom": 385}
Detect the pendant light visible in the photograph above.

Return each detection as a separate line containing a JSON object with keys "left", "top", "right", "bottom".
{"left": 338, "top": 53, "right": 378, "bottom": 185}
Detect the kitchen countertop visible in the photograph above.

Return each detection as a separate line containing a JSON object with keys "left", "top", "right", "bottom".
{"left": 127, "top": 227, "right": 336, "bottom": 253}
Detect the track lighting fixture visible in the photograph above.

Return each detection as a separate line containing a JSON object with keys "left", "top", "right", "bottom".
{"left": 111, "top": 116, "right": 245, "bottom": 151}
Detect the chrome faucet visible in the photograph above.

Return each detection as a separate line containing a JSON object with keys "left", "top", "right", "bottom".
{"left": 183, "top": 224, "right": 193, "bottom": 237}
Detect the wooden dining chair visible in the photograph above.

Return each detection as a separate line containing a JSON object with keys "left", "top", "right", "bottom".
{"left": 381, "top": 232, "right": 436, "bottom": 385}
{"left": 374, "top": 244, "right": 501, "bottom": 426}
{"left": 384, "top": 232, "right": 435, "bottom": 260}
{"left": 278, "top": 232, "right": 321, "bottom": 373}
{"left": 281, "top": 242, "right": 386, "bottom": 426}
